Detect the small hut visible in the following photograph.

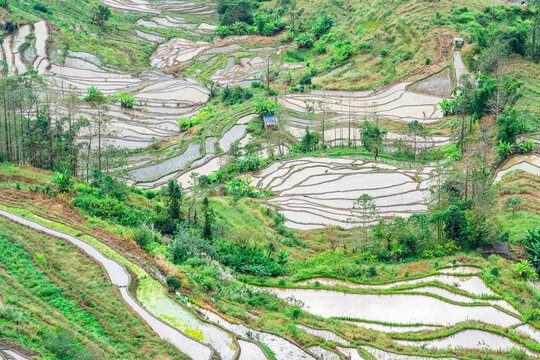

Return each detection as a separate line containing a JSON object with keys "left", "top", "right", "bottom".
{"left": 482, "top": 241, "right": 509, "bottom": 257}
{"left": 263, "top": 116, "right": 278, "bottom": 129}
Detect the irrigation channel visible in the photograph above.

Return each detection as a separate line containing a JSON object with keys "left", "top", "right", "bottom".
{"left": 0, "top": 209, "right": 318, "bottom": 360}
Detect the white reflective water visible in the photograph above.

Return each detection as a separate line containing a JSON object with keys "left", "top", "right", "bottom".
{"left": 267, "top": 288, "right": 519, "bottom": 327}
{"left": 198, "top": 307, "right": 315, "bottom": 360}
{"left": 238, "top": 340, "right": 269, "bottom": 360}
{"left": 396, "top": 329, "right": 536, "bottom": 356}
{"left": 298, "top": 274, "right": 495, "bottom": 296}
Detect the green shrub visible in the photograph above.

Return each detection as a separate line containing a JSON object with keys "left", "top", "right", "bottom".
{"left": 0, "top": 304, "right": 24, "bottom": 324}
{"left": 299, "top": 74, "right": 312, "bottom": 85}
{"left": 218, "top": 242, "right": 286, "bottom": 277}
{"left": 177, "top": 105, "right": 213, "bottom": 131}
{"left": 295, "top": 32, "right": 314, "bottom": 49}
{"left": 44, "top": 327, "right": 97, "bottom": 360}
{"left": 523, "top": 226, "right": 540, "bottom": 276}
{"left": 290, "top": 307, "right": 301, "bottom": 319}
{"left": 166, "top": 275, "right": 182, "bottom": 292}
{"left": 311, "top": 15, "right": 335, "bottom": 39}
{"left": 169, "top": 225, "right": 216, "bottom": 263}
{"left": 314, "top": 42, "right": 326, "bottom": 54}
{"left": 218, "top": 0, "right": 254, "bottom": 26}
{"left": 33, "top": 2, "right": 49, "bottom": 13}
{"left": 72, "top": 195, "right": 152, "bottom": 227}
{"left": 117, "top": 92, "right": 136, "bottom": 109}
{"left": 332, "top": 41, "right": 354, "bottom": 63}
{"left": 507, "top": 348, "right": 528, "bottom": 360}
{"left": 52, "top": 171, "right": 74, "bottom": 194}
{"left": 358, "top": 42, "right": 371, "bottom": 50}
{"left": 226, "top": 178, "right": 256, "bottom": 198}
{"left": 255, "top": 99, "right": 278, "bottom": 117}
{"left": 132, "top": 228, "right": 154, "bottom": 250}
{"left": 221, "top": 86, "right": 252, "bottom": 105}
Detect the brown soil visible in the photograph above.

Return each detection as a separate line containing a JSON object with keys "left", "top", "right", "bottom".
{"left": 0, "top": 165, "right": 52, "bottom": 185}
{"left": 404, "top": 34, "right": 454, "bottom": 82}
{"left": 0, "top": 188, "right": 178, "bottom": 279}
{"left": 496, "top": 172, "right": 540, "bottom": 214}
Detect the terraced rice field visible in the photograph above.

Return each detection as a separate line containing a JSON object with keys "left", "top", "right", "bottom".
{"left": 198, "top": 307, "right": 317, "bottom": 360}
{"left": 494, "top": 154, "right": 540, "bottom": 182}
{"left": 5, "top": 21, "right": 211, "bottom": 149}
{"left": 280, "top": 50, "right": 467, "bottom": 142}
{"left": 251, "top": 157, "right": 436, "bottom": 230}
{"left": 269, "top": 288, "right": 519, "bottom": 327}
{"left": 102, "top": 0, "right": 215, "bottom": 16}
{"left": 408, "top": 67, "right": 454, "bottom": 97}
{"left": 286, "top": 126, "right": 452, "bottom": 150}
{"left": 151, "top": 36, "right": 299, "bottom": 86}
{"left": 298, "top": 272, "right": 520, "bottom": 314}
{"left": 263, "top": 268, "right": 539, "bottom": 357}
{"left": 396, "top": 329, "right": 536, "bottom": 355}
{"left": 360, "top": 346, "right": 458, "bottom": 360}
{"left": 280, "top": 82, "right": 445, "bottom": 129}
{"left": 130, "top": 113, "right": 255, "bottom": 188}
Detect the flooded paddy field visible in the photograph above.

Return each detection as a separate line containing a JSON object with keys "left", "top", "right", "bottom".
{"left": 251, "top": 157, "right": 437, "bottom": 229}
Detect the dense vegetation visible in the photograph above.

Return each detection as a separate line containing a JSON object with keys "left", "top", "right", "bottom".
{"left": 0, "top": 0, "right": 539, "bottom": 358}
{"left": 0, "top": 217, "right": 186, "bottom": 359}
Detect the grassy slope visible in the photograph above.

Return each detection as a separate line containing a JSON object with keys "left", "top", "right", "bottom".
{"left": 277, "top": 0, "right": 465, "bottom": 89}
{"left": 493, "top": 170, "right": 540, "bottom": 244}
{"left": 0, "top": 216, "right": 186, "bottom": 359}
{"left": 513, "top": 56, "right": 540, "bottom": 129}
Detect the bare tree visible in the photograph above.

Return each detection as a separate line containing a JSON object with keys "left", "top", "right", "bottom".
{"left": 347, "top": 193, "right": 379, "bottom": 247}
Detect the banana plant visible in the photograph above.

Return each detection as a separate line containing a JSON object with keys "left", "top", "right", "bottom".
{"left": 498, "top": 140, "right": 513, "bottom": 157}
{"left": 525, "top": 139, "right": 534, "bottom": 153}
{"left": 117, "top": 92, "right": 136, "bottom": 109}
{"left": 517, "top": 142, "right": 528, "bottom": 154}
{"left": 277, "top": 249, "right": 291, "bottom": 265}
{"left": 514, "top": 260, "right": 537, "bottom": 281}
{"left": 52, "top": 171, "right": 74, "bottom": 194}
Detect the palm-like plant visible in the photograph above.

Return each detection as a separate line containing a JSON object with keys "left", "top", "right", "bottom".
{"left": 525, "top": 139, "right": 534, "bottom": 153}
{"left": 514, "top": 260, "right": 538, "bottom": 281}
{"left": 498, "top": 140, "right": 513, "bottom": 157}
{"left": 117, "top": 92, "right": 136, "bottom": 109}
{"left": 52, "top": 171, "right": 74, "bottom": 194}
{"left": 524, "top": 226, "right": 540, "bottom": 276}
{"left": 517, "top": 143, "right": 527, "bottom": 154}
{"left": 277, "top": 249, "right": 291, "bottom": 265}
{"left": 389, "top": 242, "right": 403, "bottom": 261}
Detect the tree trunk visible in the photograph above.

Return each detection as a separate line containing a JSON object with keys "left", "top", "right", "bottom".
{"left": 3, "top": 85, "right": 11, "bottom": 161}
{"left": 460, "top": 114, "right": 465, "bottom": 154}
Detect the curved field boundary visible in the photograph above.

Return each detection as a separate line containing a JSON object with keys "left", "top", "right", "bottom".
{"left": 0, "top": 209, "right": 214, "bottom": 360}
{"left": 251, "top": 157, "right": 438, "bottom": 229}
{"left": 392, "top": 327, "right": 539, "bottom": 354}
{"left": 493, "top": 154, "right": 540, "bottom": 182}
{"left": 0, "top": 203, "right": 243, "bottom": 360}
{"left": 132, "top": 109, "right": 253, "bottom": 188}
{"left": 0, "top": 196, "right": 319, "bottom": 360}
